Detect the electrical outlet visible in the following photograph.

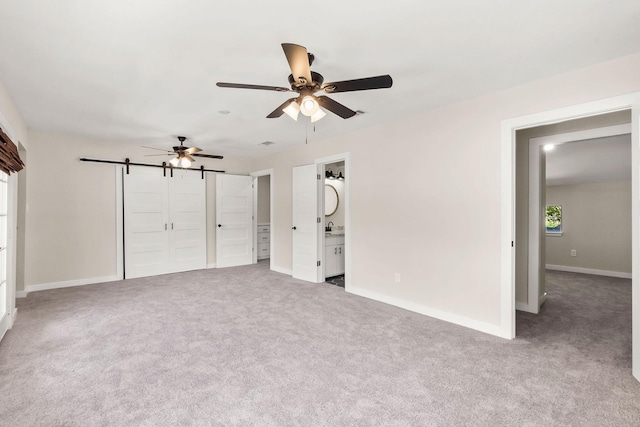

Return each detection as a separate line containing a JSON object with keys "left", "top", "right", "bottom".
{"left": 571, "top": 249, "right": 577, "bottom": 257}
{"left": 394, "top": 273, "right": 401, "bottom": 283}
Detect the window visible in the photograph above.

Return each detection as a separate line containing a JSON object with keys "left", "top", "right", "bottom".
{"left": 546, "top": 205, "right": 562, "bottom": 235}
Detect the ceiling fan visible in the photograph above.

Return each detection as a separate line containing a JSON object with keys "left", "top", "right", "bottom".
{"left": 143, "top": 136, "right": 223, "bottom": 168}
{"left": 216, "top": 43, "right": 393, "bottom": 122}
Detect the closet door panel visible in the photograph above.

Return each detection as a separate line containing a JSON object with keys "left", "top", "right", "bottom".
{"left": 168, "top": 170, "right": 206, "bottom": 273}
{"left": 124, "top": 167, "right": 169, "bottom": 279}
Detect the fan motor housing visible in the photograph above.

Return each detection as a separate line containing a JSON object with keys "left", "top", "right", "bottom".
{"left": 289, "top": 71, "right": 324, "bottom": 90}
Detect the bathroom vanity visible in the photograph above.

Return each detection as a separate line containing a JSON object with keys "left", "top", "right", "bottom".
{"left": 324, "top": 233, "right": 345, "bottom": 278}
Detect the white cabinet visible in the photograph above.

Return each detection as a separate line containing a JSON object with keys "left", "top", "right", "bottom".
{"left": 257, "top": 223, "right": 270, "bottom": 259}
{"left": 324, "top": 234, "right": 345, "bottom": 278}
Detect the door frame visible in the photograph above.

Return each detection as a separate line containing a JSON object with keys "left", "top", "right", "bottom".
{"left": 250, "top": 168, "right": 274, "bottom": 266}
{"left": 315, "top": 152, "right": 351, "bottom": 290}
{"left": 0, "top": 112, "right": 20, "bottom": 340}
{"left": 501, "top": 91, "right": 640, "bottom": 380}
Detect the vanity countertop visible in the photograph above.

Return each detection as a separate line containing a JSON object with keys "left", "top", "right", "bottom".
{"left": 325, "top": 231, "right": 345, "bottom": 237}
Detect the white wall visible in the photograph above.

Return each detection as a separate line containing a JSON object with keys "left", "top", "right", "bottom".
{"left": 24, "top": 131, "right": 252, "bottom": 288}
{"left": 251, "top": 52, "right": 640, "bottom": 334}
{"left": 546, "top": 181, "right": 632, "bottom": 275}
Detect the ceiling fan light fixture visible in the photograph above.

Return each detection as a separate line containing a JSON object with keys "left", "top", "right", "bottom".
{"left": 283, "top": 101, "right": 300, "bottom": 121}
{"left": 179, "top": 157, "right": 192, "bottom": 168}
{"left": 310, "top": 109, "right": 326, "bottom": 123}
{"left": 169, "top": 157, "right": 180, "bottom": 167}
{"left": 300, "top": 95, "right": 320, "bottom": 117}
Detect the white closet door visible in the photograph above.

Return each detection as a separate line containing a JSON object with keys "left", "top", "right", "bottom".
{"left": 216, "top": 174, "right": 253, "bottom": 268}
{"left": 0, "top": 172, "right": 8, "bottom": 341}
{"left": 168, "top": 170, "right": 206, "bottom": 273}
{"left": 124, "top": 167, "right": 169, "bottom": 279}
{"left": 292, "top": 164, "right": 322, "bottom": 283}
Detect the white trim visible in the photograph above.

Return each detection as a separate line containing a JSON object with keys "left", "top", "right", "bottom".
{"left": 207, "top": 263, "right": 217, "bottom": 269}
{"left": 501, "top": 91, "right": 640, "bottom": 381}
{"left": 27, "top": 275, "right": 119, "bottom": 293}
{"left": 15, "top": 290, "right": 28, "bottom": 298}
{"left": 546, "top": 264, "right": 632, "bottom": 279}
{"left": 115, "top": 166, "right": 124, "bottom": 280}
{"left": 348, "top": 286, "right": 508, "bottom": 338}
{"left": 271, "top": 266, "right": 292, "bottom": 276}
{"left": 531, "top": 123, "right": 631, "bottom": 146}
{"left": 11, "top": 307, "right": 17, "bottom": 327}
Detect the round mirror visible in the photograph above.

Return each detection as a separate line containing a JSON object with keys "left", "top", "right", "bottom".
{"left": 325, "top": 184, "right": 339, "bottom": 216}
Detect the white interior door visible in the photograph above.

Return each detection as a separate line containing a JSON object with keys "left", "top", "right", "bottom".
{"left": 124, "top": 167, "right": 169, "bottom": 279}
{"left": 0, "top": 172, "right": 9, "bottom": 341}
{"left": 292, "top": 164, "right": 321, "bottom": 282}
{"left": 168, "top": 169, "right": 206, "bottom": 273}
{"left": 216, "top": 174, "right": 253, "bottom": 268}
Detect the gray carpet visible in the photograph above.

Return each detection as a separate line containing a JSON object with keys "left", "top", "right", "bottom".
{"left": 1, "top": 265, "right": 639, "bottom": 426}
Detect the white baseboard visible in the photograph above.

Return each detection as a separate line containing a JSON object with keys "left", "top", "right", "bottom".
{"left": 347, "top": 286, "right": 508, "bottom": 339}
{"left": 546, "top": 264, "right": 632, "bottom": 279}
{"left": 15, "top": 290, "right": 28, "bottom": 298}
{"left": 27, "top": 275, "right": 120, "bottom": 293}
{"left": 207, "top": 263, "right": 217, "bottom": 269}
{"left": 271, "top": 265, "right": 292, "bottom": 276}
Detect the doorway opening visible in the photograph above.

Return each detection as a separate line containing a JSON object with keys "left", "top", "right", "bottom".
{"left": 323, "top": 161, "right": 345, "bottom": 288}
{"left": 502, "top": 92, "right": 639, "bottom": 380}
{"left": 315, "top": 153, "right": 350, "bottom": 291}
{"left": 251, "top": 169, "right": 274, "bottom": 269}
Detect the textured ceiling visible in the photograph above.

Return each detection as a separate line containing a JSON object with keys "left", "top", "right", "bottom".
{"left": 1, "top": 0, "right": 640, "bottom": 158}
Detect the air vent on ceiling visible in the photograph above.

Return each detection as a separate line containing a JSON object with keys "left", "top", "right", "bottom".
{"left": 260, "top": 141, "right": 275, "bottom": 146}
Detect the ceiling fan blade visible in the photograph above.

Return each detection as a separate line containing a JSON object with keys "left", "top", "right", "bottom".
{"left": 192, "top": 153, "right": 224, "bottom": 160}
{"left": 267, "top": 98, "right": 298, "bottom": 118}
{"left": 144, "top": 153, "right": 174, "bottom": 157}
{"left": 281, "top": 43, "right": 312, "bottom": 85}
{"left": 183, "top": 147, "right": 202, "bottom": 155}
{"left": 216, "top": 82, "right": 291, "bottom": 92}
{"left": 316, "top": 96, "right": 357, "bottom": 119}
{"left": 322, "top": 75, "right": 393, "bottom": 93}
{"left": 184, "top": 154, "right": 195, "bottom": 163}
{"left": 142, "top": 145, "right": 172, "bottom": 153}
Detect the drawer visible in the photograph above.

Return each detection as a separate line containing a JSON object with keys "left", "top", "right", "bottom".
{"left": 257, "top": 225, "right": 270, "bottom": 233}
{"left": 257, "top": 242, "right": 270, "bottom": 257}
{"left": 257, "top": 232, "right": 270, "bottom": 243}
{"left": 325, "top": 235, "right": 345, "bottom": 245}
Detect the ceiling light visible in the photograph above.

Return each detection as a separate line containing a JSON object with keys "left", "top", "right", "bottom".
{"left": 283, "top": 101, "right": 300, "bottom": 121}
{"left": 169, "top": 157, "right": 180, "bottom": 167}
{"left": 179, "top": 157, "right": 192, "bottom": 168}
{"left": 310, "top": 109, "right": 326, "bottom": 123}
{"left": 300, "top": 95, "right": 320, "bottom": 117}
{"left": 543, "top": 144, "right": 555, "bottom": 152}
{"left": 337, "top": 171, "right": 345, "bottom": 180}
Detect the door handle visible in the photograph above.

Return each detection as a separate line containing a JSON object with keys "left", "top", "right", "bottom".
{"left": 339, "top": 247, "right": 342, "bottom": 254}
{"left": 334, "top": 247, "right": 337, "bottom": 255}
{"left": 218, "top": 224, "right": 222, "bottom": 228}
{"left": 292, "top": 226, "right": 297, "bottom": 230}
